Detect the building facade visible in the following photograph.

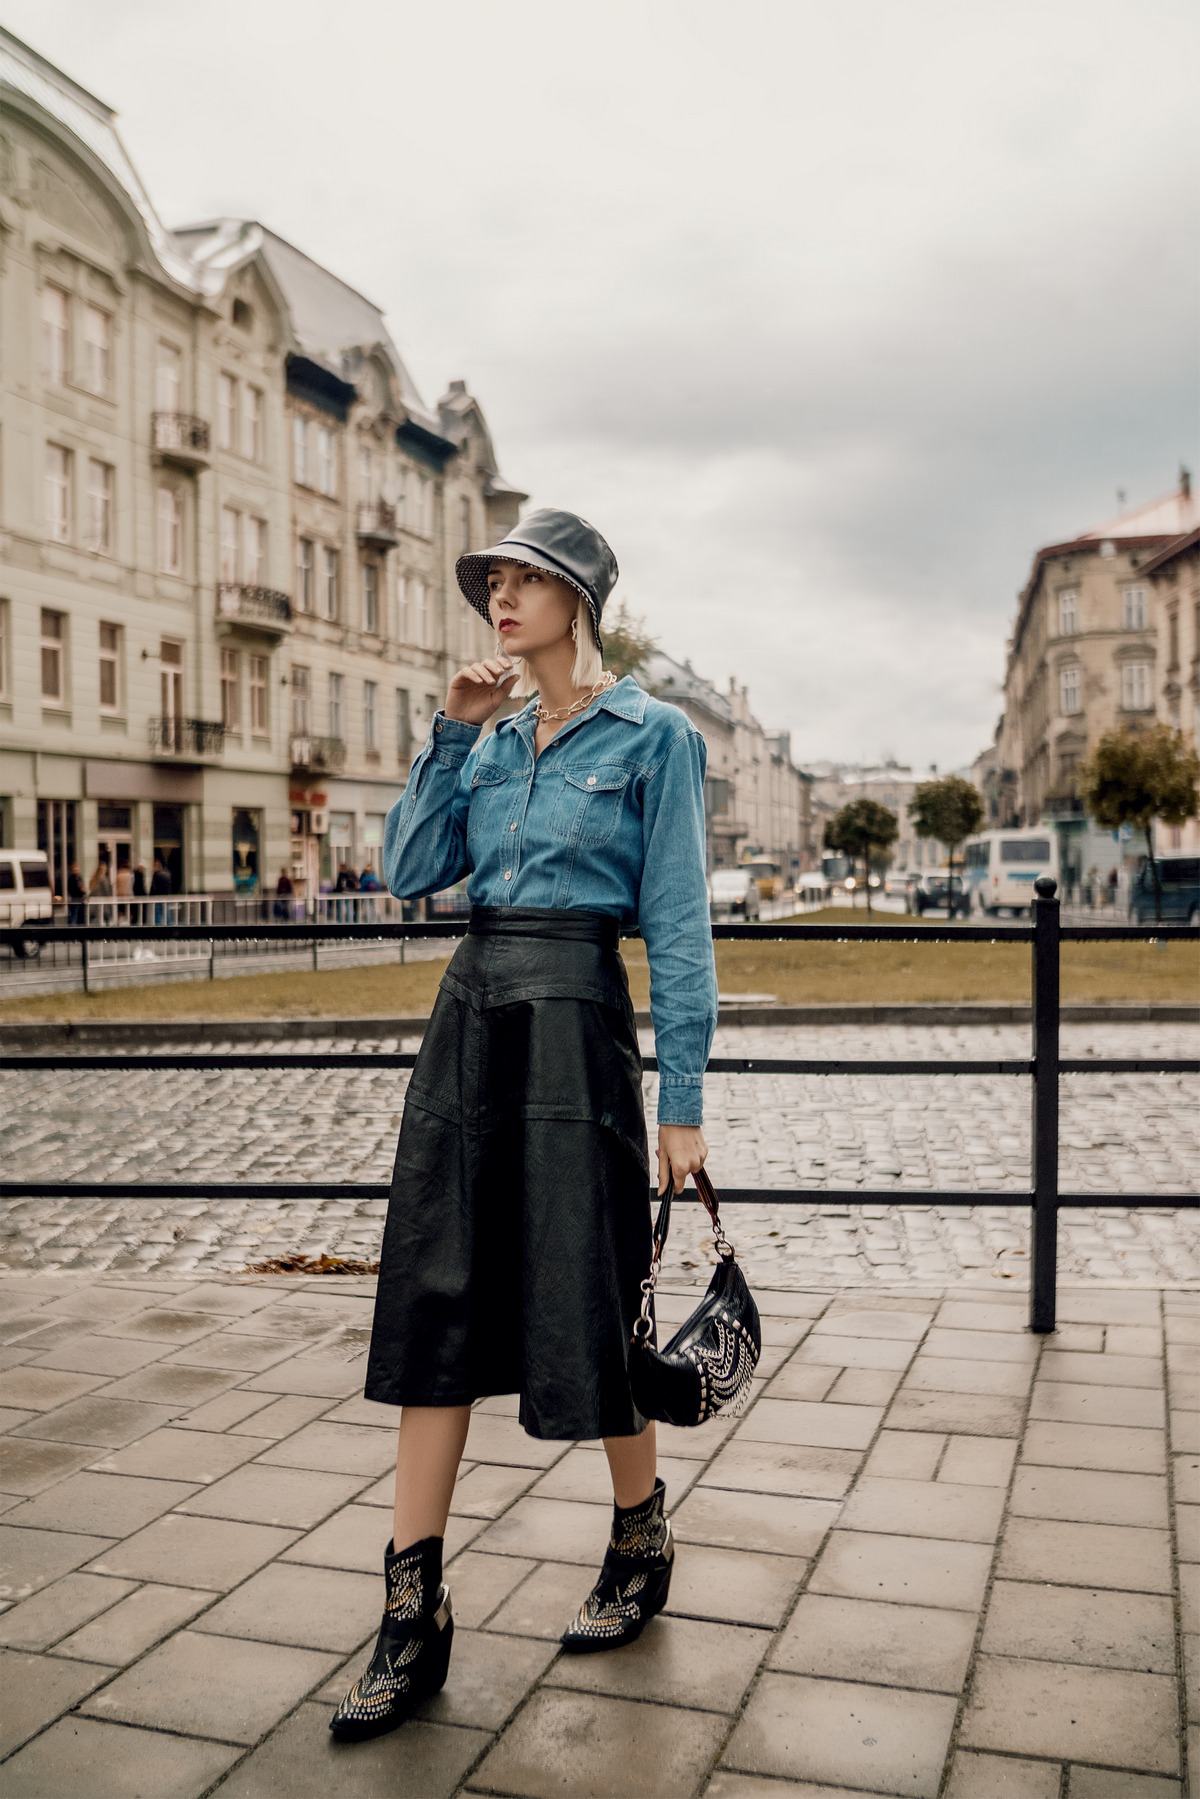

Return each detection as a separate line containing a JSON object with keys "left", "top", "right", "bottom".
{"left": 640, "top": 652, "right": 813, "bottom": 874}
{"left": 805, "top": 760, "right": 949, "bottom": 874}
{"left": 981, "top": 476, "right": 1199, "bottom": 881}
{"left": 1142, "top": 525, "right": 1200, "bottom": 853}
{"left": 0, "top": 30, "right": 522, "bottom": 901}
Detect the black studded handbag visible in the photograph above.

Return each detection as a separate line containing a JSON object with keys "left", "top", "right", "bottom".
{"left": 627, "top": 1168, "right": 761, "bottom": 1427}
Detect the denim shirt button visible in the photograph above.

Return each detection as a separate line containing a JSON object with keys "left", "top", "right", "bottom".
{"left": 504, "top": 870, "right": 512, "bottom": 879}
{"left": 586, "top": 775, "right": 596, "bottom": 785}
{"left": 509, "top": 822, "right": 517, "bottom": 830}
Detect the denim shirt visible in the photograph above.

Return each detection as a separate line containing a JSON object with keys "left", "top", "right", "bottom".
{"left": 382, "top": 676, "right": 718, "bottom": 1125}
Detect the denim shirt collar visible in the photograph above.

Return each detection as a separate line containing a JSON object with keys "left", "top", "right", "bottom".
{"left": 496, "top": 675, "right": 649, "bottom": 756}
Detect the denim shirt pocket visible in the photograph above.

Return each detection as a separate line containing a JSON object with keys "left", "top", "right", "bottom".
{"left": 466, "top": 764, "right": 516, "bottom": 859}
{"left": 547, "top": 764, "right": 631, "bottom": 847}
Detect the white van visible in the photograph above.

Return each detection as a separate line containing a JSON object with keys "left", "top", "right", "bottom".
{"left": 963, "top": 830, "right": 1060, "bottom": 916}
{"left": 709, "top": 867, "right": 762, "bottom": 919}
{"left": 0, "top": 850, "right": 55, "bottom": 926}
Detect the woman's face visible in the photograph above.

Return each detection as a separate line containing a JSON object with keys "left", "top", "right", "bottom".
{"left": 487, "top": 561, "right": 576, "bottom": 658}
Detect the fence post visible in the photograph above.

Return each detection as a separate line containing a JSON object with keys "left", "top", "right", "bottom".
{"left": 81, "top": 935, "right": 89, "bottom": 995}
{"left": 1029, "top": 874, "right": 1060, "bottom": 1333}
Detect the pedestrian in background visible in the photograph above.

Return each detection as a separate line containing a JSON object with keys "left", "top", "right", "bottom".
{"left": 66, "top": 862, "right": 86, "bottom": 925}
{"left": 273, "top": 867, "right": 294, "bottom": 921}
{"left": 330, "top": 509, "right": 716, "bottom": 1742}
{"left": 150, "top": 856, "right": 172, "bottom": 925}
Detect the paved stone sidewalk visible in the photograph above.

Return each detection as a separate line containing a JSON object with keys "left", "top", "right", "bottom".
{"left": 0, "top": 1271, "right": 1195, "bottom": 1797}
{"left": 2, "top": 1024, "right": 1197, "bottom": 1284}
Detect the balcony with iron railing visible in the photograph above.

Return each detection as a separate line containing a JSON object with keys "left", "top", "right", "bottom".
{"left": 356, "top": 500, "right": 399, "bottom": 548}
{"left": 216, "top": 583, "right": 293, "bottom": 638}
{"left": 152, "top": 412, "right": 211, "bottom": 469}
{"left": 149, "top": 718, "right": 226, "bottom": 759}
{"left": 290, "top": 735, "right": 346, "bottom": 776}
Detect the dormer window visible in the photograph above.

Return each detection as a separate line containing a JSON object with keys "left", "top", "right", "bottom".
{"left": 232, "top": 298, "right": 253, "bottom": 330}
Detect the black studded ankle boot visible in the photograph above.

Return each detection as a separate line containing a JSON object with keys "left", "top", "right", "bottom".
{"left": 560, "top": 1476, "right": 673, "bottom": 1653}
{"left": 329, "top": 1535, "right": 453, "bottom": 1741}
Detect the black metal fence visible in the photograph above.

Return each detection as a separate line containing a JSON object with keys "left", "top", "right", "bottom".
{"left": 2, "top": 879, "right": 1196, "bottom": 1334}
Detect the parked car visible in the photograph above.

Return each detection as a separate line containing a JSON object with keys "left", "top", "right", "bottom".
{"left": 906, "top": 872, "right": 969, "bottom": 917}
{"left": 709, "top": 868, "right": 762, "bottom": 919}
{"left": 1128, "top": 854, "right": 1200, "bottom": 925}
{"left": 0, "top": 850, "right": 54, "bottom": 957}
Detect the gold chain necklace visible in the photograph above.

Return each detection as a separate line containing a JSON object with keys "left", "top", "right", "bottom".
{"left": 533, "top": 670, "right": 617, "bottom": 724}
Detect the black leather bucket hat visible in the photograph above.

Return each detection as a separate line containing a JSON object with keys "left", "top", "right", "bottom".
{"left": 455, "top": 508, "right": 618, "bottom": 650}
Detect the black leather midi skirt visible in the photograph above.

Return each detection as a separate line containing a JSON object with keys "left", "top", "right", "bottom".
{"left": 364, "top": 906, "right": 653, "bottom": 1441}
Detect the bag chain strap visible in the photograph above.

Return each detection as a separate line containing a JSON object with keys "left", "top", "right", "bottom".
{"left": 632, "top": 1168, "right": 734, "bottom": 1343}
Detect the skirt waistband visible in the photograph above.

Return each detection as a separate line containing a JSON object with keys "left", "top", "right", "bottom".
{"left": 468, "top": 905, "right": 619, "bottom": 947}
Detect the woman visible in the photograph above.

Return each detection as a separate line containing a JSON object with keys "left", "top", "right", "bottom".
{"left": 331, "top": 508, "right": 717, "bottom": 1742}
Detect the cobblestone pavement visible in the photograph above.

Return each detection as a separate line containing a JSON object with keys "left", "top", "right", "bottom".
{"left": 0, "top": 1271, "right": 1195, "bottom": 1796}
{"left": 1, "top": 1025, "right": 1196, "bottom": 1284}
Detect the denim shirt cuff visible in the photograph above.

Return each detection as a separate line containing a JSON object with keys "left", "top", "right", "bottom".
{"left": 656, "top": 1074, "right": 704, "bottom": 1127}
{"left": 429, "top": 712, "right": 480, "bottom": 767}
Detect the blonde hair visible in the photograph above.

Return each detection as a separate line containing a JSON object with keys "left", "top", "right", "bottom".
{"left": 505, "top": 595, "right": 603, "bottom": 699}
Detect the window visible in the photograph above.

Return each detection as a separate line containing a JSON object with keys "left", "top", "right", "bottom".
{"left": 1000, "top": 839, "right": 1052, "bottom": 863}
{"left": 322, "top": 546, "right": 339, "bottom": 620}
{"left": 160, "top": 638, "right": 183, "bottom": 723}
{"left": 363, "top": 564, "right": 379, "bottom": 635}
{"left": 41, "top": 610, "right": 64, "bottom": 701}
{"left": 328, "top": 672, "right": 344, "bottom": 739}
{"left": 1167, "top": 609, "right": 1179, "bottom": 668}
{"left": 416, "top": 474, "right": 430, "bottom": 535}
{"left": 293, "top": 414, "right": 308, "bottom": 484}
{"left": 241, "top": 385, "right": 263, "bottom": 461}
{"left": 42, "top": 286, "right": 68, "bottom": 384}
{"left": 415, "top": 579, "right": 430, "bottom": 647}
{"left": 297, "top": 539, "right": 315, "bottom": 613}
{"left": 1121, "top": 661, "right": 1152, "bottom": 711}
{"left": 397, "top": 572, "right": 411, "bottom": 641}
{"left": 220, "top": 507, "right": 240, "bottom": 584}
{"left": 395, "top": 465, "right": 407, "bottom": 528}
{"left": 220, "top": 648, "right": 240, "bottom": 730}
{"left": 459, "top": 495, "right": 471, "bottom": 555}
{"left": 217, "top": 374, "right": 236, "bottom": 451}
{"left": 99, "top": 622, "right": 120, "bottom": 711}
{"left": 1123, "top": 586, "right": 1147, "bottom": 630}
{"left": 290, "top": 665, "right": 311, "bottom": 734}
{"left": 45, "top": 445, "right": 71, "bottom": 542}
{"left": 1058, "top": 589, "right": 1077, "bottom": 636}
{"left": 317, "top": 426, "right": 335, "bottom": 496}
{"left": 1060, "top": 667, "right": 1080, "bottom": 715}
{"left": 232, "top": 297, "right": 252, "bottom": 329}
{"left": 156, "top": 341, "right": 182, "bottom": 414}
{"left": 0, "top": 599, "right": 9, "bottom": 701}
{"left": 245, "top": 518, "right": 266, "bottom": 586}
{"left": 85, "top": 459, "right": 113, "bottom": 555}
{"left": 82, "top": 305, "right": 110, "bottom": 395}
{"left": 249, "top": 655, "right": 268, "bottom": 734}
{"left": 363, "top": 680, "right": 377, "bottom": 751}
{"left": 396, "top": 688, "right": 412, "bottom": 758}
{"left": 359, "top": 445, "right": 372, "bottom": 500}
{"left": 157, "top": 486, "right": 182, "bottom": 574}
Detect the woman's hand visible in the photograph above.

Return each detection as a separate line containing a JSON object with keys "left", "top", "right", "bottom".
{"left": 444, "top": 658, "right": 519, "bottom": 727}
{"left": 656, "top": 1125, "right": 708, "bottom": 1196}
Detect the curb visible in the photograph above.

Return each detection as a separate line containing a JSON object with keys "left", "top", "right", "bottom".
{"left": 1, "top": 1001, "right": 1195, "bottom": 1048}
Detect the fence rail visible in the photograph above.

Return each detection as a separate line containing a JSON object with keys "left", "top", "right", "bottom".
{"left": 2, "top": 878, "right": 1196, "bottom": 1334}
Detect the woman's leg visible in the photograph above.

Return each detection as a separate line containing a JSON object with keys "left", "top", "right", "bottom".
{"left": 393, "top": 1404, "right": 471, "bottom": 1548}
{"left": 602, "top": 1422, "right": 657, "bottom": 1508}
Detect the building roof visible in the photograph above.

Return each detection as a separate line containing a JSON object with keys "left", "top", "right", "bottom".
{"left": 176, "top": 219, "right": 436, "bottom": 429}
{"left": 640, "top": 653, "right": 734, "bottom": 726}
{"left": 1137, "top": 526, "right": 1200, "bottom": 579}
{"left": 1078, "top": 484, "right": 1199, "bottom": 543}
{"left": 0, "top": 26, "right": 208, "bottom": 295}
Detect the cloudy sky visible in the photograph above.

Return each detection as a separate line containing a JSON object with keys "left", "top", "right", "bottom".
{"left": 7, "top": 0, "right": 1196, "bottom": 768}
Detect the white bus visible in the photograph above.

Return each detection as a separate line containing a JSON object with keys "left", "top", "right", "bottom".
{"left": 962, "top": 829, "right": 1059, "bottom": 916}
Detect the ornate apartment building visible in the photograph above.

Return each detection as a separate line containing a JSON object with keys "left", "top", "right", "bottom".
{"left": 0, "top": 29, "right": 522, "bottom": 900}
{"left": 982, "top": 475, "right": 1199, "bottom": 871}
{"left": 640, "top": 652, "right": 813, "bottom": 874}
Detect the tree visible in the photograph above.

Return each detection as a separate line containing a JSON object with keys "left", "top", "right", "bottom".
{"left": 1078, "top": 724, "right": 1200, "bottom": 923}
{"left": 601, "top": 602, "right": 658, "bottom": 682}
{"left": 908, "top": 775, "right": 985, "bottom": 896}
{"left": 825, "top": 798, "right": 898, "bottom": 914}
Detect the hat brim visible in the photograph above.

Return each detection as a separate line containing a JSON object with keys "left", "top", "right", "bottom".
{"left": 456, "top": 546, "right": 603, "bottom": 651}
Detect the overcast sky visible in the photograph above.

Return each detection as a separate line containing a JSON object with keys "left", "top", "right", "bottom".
{"left": 6, "top": 0, "right": 1196, "bottom": 769}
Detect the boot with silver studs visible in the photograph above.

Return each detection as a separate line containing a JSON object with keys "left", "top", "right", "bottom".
{"left": 560, "top": 1477, "right": 673, "bottom": 1653}
{"left": 329, "top": 1535, "right": 453, "bottom": 1741}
